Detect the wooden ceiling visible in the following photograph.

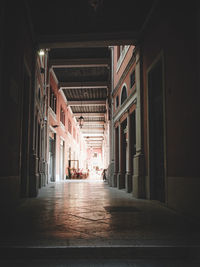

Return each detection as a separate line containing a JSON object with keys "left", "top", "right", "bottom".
{"left": 27, "top": 0, "right": 155, "bottom": 48}
{"left": 49, "top": 47, "right": 110, "bottom": 148}
{"left": 27, "top": 0, "right": 156, "bottom": 148}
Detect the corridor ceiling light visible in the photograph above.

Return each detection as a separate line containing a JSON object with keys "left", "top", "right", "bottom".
{"left": 78, "top": 115, "right": 84, "bottom": 128}
{"left": 79, "top": 98, "right": 84, "bottom": 128}
{"left": 39, "top": 49, "right": 45, "bottom": 56}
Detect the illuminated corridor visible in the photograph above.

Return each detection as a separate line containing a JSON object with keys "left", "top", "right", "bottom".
{"left": 1, "top": 0, "right": 200, "bottom": 265}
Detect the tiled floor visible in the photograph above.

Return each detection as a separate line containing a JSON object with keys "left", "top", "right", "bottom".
{"left": 0, "top": 259, "right": 200, "bottom": 267}
{"left": 0, "top": 179, "right": 200, "bottom": 263}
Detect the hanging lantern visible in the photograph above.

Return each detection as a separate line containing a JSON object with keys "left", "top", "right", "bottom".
{"left": 78, "top": 115, "right": 84, "bottom": 128}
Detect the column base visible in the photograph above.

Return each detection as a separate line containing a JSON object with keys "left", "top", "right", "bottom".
{"left": 133, "top": 175, "right": 144, "bottom": 198}
{"left": 41, "top": 160, "right": 48, "bottom": 186}
{"left": 107, "top": 162, "right": 115, "bottom": 187}
{"left": 113, "top": 172, "right": 118, "bottom": 187}
{"left": 29, "top": 174, "right": 39, "bottom": 197}
{"left": 132, "top": 153, "right": 145, "bottom": 198}
{"left": 117, "top": 173, "right": 125, "bottom": 189}
{"left": 29, "top": 153, "right": 39, "bottom": 197}
{"left": 125, "top": 173, "right": 132, "bottom": 193}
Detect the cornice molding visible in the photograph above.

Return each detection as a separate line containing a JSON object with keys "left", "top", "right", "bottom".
{"left": 50, "top": 68, "right": 59, "bottom": 85}
{"left": 116, "top": 45, "right": 130, "bottom": 73}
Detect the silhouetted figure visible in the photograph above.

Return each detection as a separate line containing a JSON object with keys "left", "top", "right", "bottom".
{"left": 102, "top": 169, "right": 106, "bottom": 181}
{"left": 68, "top": 167, "right": 71, "bottom": 179}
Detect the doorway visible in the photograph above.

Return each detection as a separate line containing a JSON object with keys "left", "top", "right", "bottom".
{"left": 60, "top": 139, "right": 65, "bottom": 180}
{"left": 49, "top": 135, "right": 56, "bottom": 182}
{"left": 148, "top": 55, "right": 165, "bottom": 202}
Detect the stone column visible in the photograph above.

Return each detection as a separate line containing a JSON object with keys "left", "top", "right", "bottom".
{"left": 125, "top": 113, "right": 132, "bottom": 192}
{"left": 133, "top": 48, "right": 145, "bottom": 198}
{"left": 109, "top": 117, "right": 115, "bottom": 187}
{"left": 117, "top": 122, "right": 125, "bottom": 189}
{"left": 113, "top": 126, "right": 118, "bottom": 187}
{"left": 29, "top": 50, "right": 39, "bottom": 197}
{"left": 109, "top": 47, "right": 115, "bottom": 187}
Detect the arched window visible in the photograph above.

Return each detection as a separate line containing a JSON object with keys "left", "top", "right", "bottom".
{"left": 121, "top": 86, "right": 127, "bottom": 105}
{"left": 116, "top": 95, "right": 119, "bottom": 108}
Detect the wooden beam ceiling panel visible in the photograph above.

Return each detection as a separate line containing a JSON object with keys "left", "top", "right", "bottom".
{"left": 50, "top": 58, "right": 110, "bottom": 68}
{"left": 59, "top": 81, "right": 108, "bottom": 89}
{"left": 68, "top": 100, "right": 106, "bottom": 106}
{"left": 74, "top": 113, "right": 105, "bottom": 117}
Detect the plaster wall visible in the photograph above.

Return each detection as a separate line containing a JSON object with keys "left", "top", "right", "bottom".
{"left": 0, "top": 2, "right": 35, "bottom": 206}
{"left": 49, "top": 73, "right": 86, "bottom": 180}
{"left": 142, "top": 1, "right": 200, "bottom": 217}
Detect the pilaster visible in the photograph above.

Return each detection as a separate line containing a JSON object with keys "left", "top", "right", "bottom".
{"left": 132, "top": 48, "right": 145, "bottom": 198}
{"left": 29, "top": 152, "right": 39, "bottom": 197}
{"left": 113, "top": 126, "right": 118, "bottom": 187}
{"left": 125, "top": 112, "right": 132, "bottom": 193}
{"left": 117, "top": 122, "right": 125, "bottom": 189}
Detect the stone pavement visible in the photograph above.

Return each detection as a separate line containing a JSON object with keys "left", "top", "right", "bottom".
{"left": 0, "top": 179, "right": 200, "bottom": 263}
{"left": 0, "top": 259, "right": 200, "bottom": 267}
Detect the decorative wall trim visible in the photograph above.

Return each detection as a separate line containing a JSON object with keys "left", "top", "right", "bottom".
{"left": 60, "top": 136, "right": 65, "bottom": 142}
{"left": 113, "top": 92, "right": 137, "bottom": 123}
{"left": 60, "top": 121, "right": 66, "bottom": 132}
{"left": 116, "top": 45, "right": 130, "bottom": 73}
{"left": 49, "top": 125, "right": 57, "bottom": 133}
{"left": 50, "top": 68, "right": 59, "bottom": 85}
{"left": 48, "top": 107, "right": 57, "bottom": 121}
{"left": 59, "top": 88, "right": 68, "bottom": 105}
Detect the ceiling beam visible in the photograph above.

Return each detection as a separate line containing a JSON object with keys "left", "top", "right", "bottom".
{"left": 85, "top": 136, "right": 104, "bottom": 141}
{"left": 81, "top": 127, "right": 104, "bottom": 131}
{"left": 61, "top": 87, "right": 107, "bottom": 91}
{"left": 81, "top": 121, "right": 105, "bottom": 125}
{"left": 38, "top": 31, "right": 137, "bottom": 49}
{"left": 87, "top": 147, "right": 102, "bottom": 148}
{"left": 74, "top": 113, "right": 105, "bottom": 117}
{"left": 82, "top": 133, "right": 104, "bottom": 137}
{"left": 86, "top": 141, "right": 102, "bottom": 143}
{"left": 81, "top": 130, "right": 104, "bottom": 134}
{"left": 50, "top": 58, "right": 110, "bottom": 68}
{"left": 68, "top": 100, "right": 106, "bottom": 106}
{"left": 59, "top": 81, "right": 108, "bottom": 89}
{"left": 85, "top": 139, "right": 104, "bottom": 141}
{"left": 81, "top": 120, "right": 105, "bottom": 123}
{"left": 85, "top": 136, "right": 103, "bottom": 138}
{"left": 87, "top": 141, "right": 102, "bottom": 144}
{"left": 81, "top": 128, "right": 104, "bottom": 134}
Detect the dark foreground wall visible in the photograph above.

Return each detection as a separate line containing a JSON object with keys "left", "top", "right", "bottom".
{"left": 0, "top": 1, "right": 35, "bottom": 211}
{"left": 142, "top": 1, "right": 200, "bottom": 218}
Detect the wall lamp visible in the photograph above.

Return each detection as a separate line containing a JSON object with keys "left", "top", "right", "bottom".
{"left": 38, "top": 49, "right": 45, "bottom": 56}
